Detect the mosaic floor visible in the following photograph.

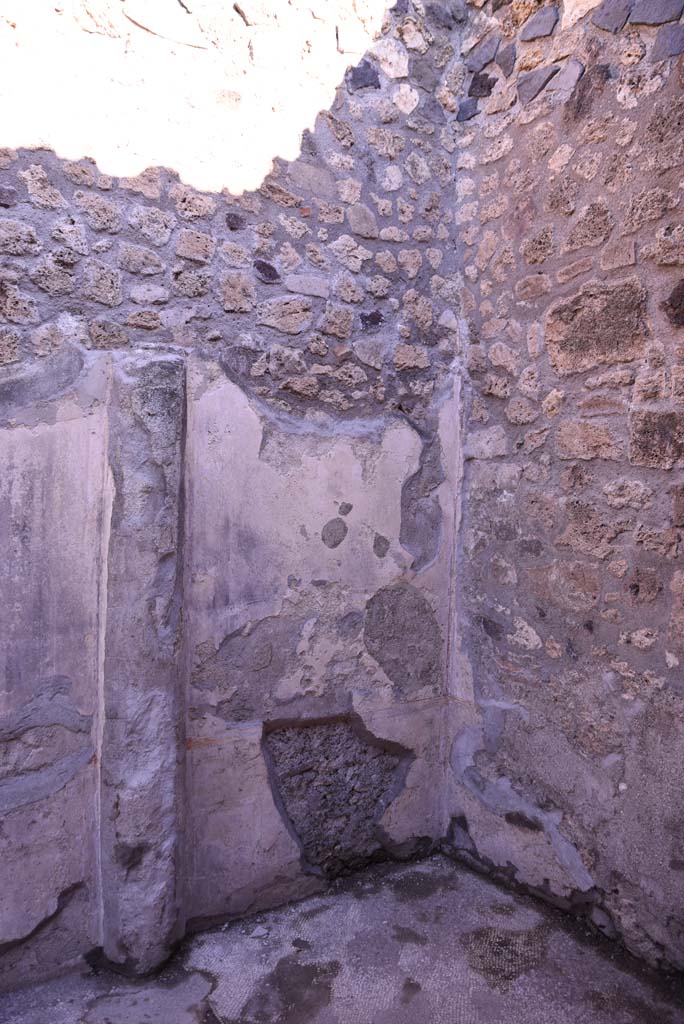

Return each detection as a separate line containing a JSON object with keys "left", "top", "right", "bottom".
{"left": 2, "top": 856, "right": 683, "bottom": 1024}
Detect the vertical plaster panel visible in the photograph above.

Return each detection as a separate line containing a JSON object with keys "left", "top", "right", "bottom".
{"left": 0, "top": 396, "right": 107, "bottom": 988}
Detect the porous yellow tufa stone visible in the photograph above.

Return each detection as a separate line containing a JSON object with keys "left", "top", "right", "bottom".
{"left": 393, "top": 343, "right": 430, "bottom": 372}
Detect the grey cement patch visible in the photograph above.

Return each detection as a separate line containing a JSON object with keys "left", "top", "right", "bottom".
{"left": 364, "top": 583, "right": 442, "bottom": 697}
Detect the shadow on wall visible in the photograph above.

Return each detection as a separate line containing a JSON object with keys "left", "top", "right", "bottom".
{"left": 0, "top": 0, "right": 388, "bottom": 194}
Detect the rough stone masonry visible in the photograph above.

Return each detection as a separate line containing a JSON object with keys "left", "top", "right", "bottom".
{"left": 0, "top": 0, "right": 683, "bottom": 993}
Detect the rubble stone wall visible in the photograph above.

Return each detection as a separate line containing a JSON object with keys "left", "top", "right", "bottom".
{"left": 0, "top": 0, "right": 683, "bottom": 992}
{"left": 449, "top": 0, "right": 684, "bottom": 975}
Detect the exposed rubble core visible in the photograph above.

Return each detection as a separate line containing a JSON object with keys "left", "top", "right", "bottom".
{"left": 1, "top": 0, "right": 684, "bottom": 993}
{"left": 264, "top": 718, "right": 412, "bottom": 876}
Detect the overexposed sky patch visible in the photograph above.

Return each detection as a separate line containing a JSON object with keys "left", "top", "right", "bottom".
{"left": 0, "top": 0, "right": 387, "bottom": 193}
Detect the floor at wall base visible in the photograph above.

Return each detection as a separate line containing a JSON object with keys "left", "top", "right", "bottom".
{"left": 2, "top": 856, "right": 682, "bottom": 1024}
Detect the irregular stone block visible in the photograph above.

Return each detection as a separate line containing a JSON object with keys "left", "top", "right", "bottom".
{"left": 129, "top": 205, "right": 176, "bottom": 247}
{"left": 82, "top": 260, "right": 123, "bottom": 307}
{"left": 0, "top": 281, "right": 39, "bottom": 324}
{"left": 545, "top": 278, "right": 649, "bottom": 375}
{"left": 465, "top": 33, "right": 500, "bottom": 73}
{"left": 515, "top": 273, "right": 551, "bottom": 300}
{"left": 74, "top": 191, "right": 122, "bottom": 233}
{"left": 466, "top": 425, "right": 508, "bottom": 459}
{"left": 592, "top": 0, "right": 632, "bottom": 32}
{"left": 600, "top": 238, "right": 635, "bottom": 271}
{"left": 169, "top": 184, "right": 217, "bottom": 220}
{"left": 457, "top": 98, "right": 479, "bottom": 121}
{"left": 548, "top": 59, "right": 585, "bottom": 92}
{"left": 496, "top": 42, "right": 516, "bottom": 78}
{"left": 663, "top": 280, "right": 684, "bottom": 327}
{"left": 469, "top": 72, "right": 497, "bottom": 97}
{"left": 520, "top": 5, "right": 559, "bottom": 40}
{"left": 0, "top": 218, "right": 41, "bottom": 255}
{"left": 288, "top": 161, "right": 336, "bottom": 200}
{"left": 630, "top": 409, "right": 684, "bottom": 468}
{"left": 254, "top": 259, "right": 280, "bottom": 283}
{"left": 563, "top": 201, "right": 613, "bottom": 252}
{"left": 175, "top": 228, "right": 216, "bottom": 263}
{"left": 629, "top": 0, "right": 684, "bottom": 23}
{"left": 393, "top": 343, "right": 430, "bottom": 371}
{"left": 19, "top": 164, "right": 66, "bottom": 209}
{"left": 0, "top": 325, "right": 20, "bottom": 363}
{"left": 651, "top": 23, "right": 684, "bottom": 61}
{"left": 257, "top": 295, "right": 313, "bottom": 334}
{"left": 518, "top": 65, "right": 560, "bottom": 105}
{"left": 284, "top": 273, "right": 329, "bottom": 298}
{"left": 219, "top": 271, "right": 256, "bottom": 313}
{"left": 558, "top": 500, "right": 627, "bottom": 559}
{"left": 347, "top": 202, "right": 378, "bottom": 239}
{"left": 371, "top": 37, "right": 409, "bottom": 78}
{"left": 118, "top": 243, "right": 164, "bottom": 276}
{"left": 0, "top": 185, "right": 18, "bottom": 207}
{"left": 555, "top": 418, "right": 623, "bottom": 460}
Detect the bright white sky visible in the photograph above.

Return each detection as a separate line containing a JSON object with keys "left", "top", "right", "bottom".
{"left": 0, "top": 0, "right": 386, "bottom": 193}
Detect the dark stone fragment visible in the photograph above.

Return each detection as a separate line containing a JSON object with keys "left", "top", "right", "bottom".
{"left": 457, "top": 97, "right": 479, "bottom": 121}
{"left": 496, "top": 42, "right": 516, "bottom": 78}
{"left": 504, "top": 811, "right": 543, "bottom": 832}
{"left": 339, "top": 502, "right": 353, "bottom": 516}
{"left": 425, "top": 2, "right": 464, "bottom": 29}
{"left": 663, "top": 280, "right": 684, "bottom": 327}
{"left": 630, "top": 0, "right": 684, "bottom": 24}
{"left": 337, "top": 610, "right": 364, "bottom": 638}
{"left": 410, "top": 53, "right": 441, "bottom": 93}
{"left": 225, "top": 211, "right": 246, "bottom": 231}
{"left": 520, "top": 4, "right": 559, "bottom": 40}
{"left": 672, "top": 486, "right": 684, "bottom": 528}
{"left": 0, "top": 186, "right": 18, "bottom": 208}
{"left": 114, "top": 842, "right": 148, "bottom": 871}
{"left": 481, "top": 617, "right": 504, "bottom": 640}
{"left": 652, "top": 23, "right": 684, "bottom": 61}
{"left": 400, "top": 436, "right": 445, "bottom": 571}
{"left": 361, "top": 310, "right": 384, "bottom": 331}
{"left": 373, "top": 534, "right": 390, "bottom": 558}
{"left": 465, "top": 33, "right": 500, "bottom": 73}
{"left": 348, "top": 59, "right": 380, "bottom": 92}
{"left": 564, "top": 63, "right": 610, "bottom": 121}
{"left": 417, "top": 95, "right": 447, "bottom": 124}
{"left": 321, "top": 517, "right": 348, "bottom": 548}
{"left": 592, "top": 0, "right": 632, "bottom": 32}
{"left": 253, "top": 259, "right": 280, "bottom": 283}
{"left": 518, "top": 64, "right": 560, "bottom": 105}
{"left": 493, "top": 0, "right": 510, "bottom": 8}
{"left": 469, "top": 72, "right": 497, "bottom": 97}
